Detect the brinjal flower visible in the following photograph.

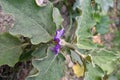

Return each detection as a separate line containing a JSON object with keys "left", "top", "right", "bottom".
{"left": 51, "top": 28, "right": 65, "bottom": 55}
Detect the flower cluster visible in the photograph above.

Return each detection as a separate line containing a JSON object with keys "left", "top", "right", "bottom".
{"left": 51, "top": 29, "right": 65, "bottom": 55}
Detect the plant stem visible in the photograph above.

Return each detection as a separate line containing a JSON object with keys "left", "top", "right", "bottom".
{"left": 61, "top": 39, "right": 86, "bottom": 59}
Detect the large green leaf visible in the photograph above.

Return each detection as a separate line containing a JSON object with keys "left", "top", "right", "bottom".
{"left": 71, "top": 50, "right": 83, "bottom": 65}
{"left": 0, "top": 33, "right": 22, "bottom": 66}
{"left": 76, "top": 39, "right": 97, "bottom": 49}
{"left": 26, "top": 47, "right": 65, "bottom": 80}
{"left": 53, "top": 7, "right": 64, "bottom": 27}
{"left": 96, "top": 16, "right": 110, "bottom": 34}
{"left": 91, "top": 50, "right": 117, "bottom": 74}
{"left": 0, "top": 0, "right": 56, "bottom": 44}
{"left": 32, "top": 44, "right": 48, "bottom": 60}
{"left": 84, "top": 63, "right": 104, "bottom": 80}
{"left": 95, "top": 0, "right": 113, "bottom": 13}
{"left": 76, "top": 0, "right": 96, "bottom": 39}
{"left": 75, "top": 0, "right": 96, "bottom": 49}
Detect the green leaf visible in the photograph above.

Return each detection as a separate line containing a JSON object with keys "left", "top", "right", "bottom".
{"left": 0, "top": 33, "right": 22, "bottom": 66}
{"left": 95, "top": 0, "right": 113, "bottom": 13}
{"left": 19, "top": 50, "right": 33, "bottom": 62}
{"left": 75, "top": 0, "right": 96, "bottom": 49}
{"left": 118, "top": 0, "right": 120, "bottom": 11}
{"left": 76, "top": 0, "right": 96, "bottom": 39}
{"left": 91, "top": 50, "right": 117, "bottom": 74}
{"left": 26, "top": 47, "right": 65, "bottom": 80}
{"left": 96, "top": 16, "right": 110, "bottom": 34}
{"left": 0, "top": 0, "right": 56, "bottom": 44}
{"left": 53, "top": 7, "right": 64, "bottom": 27}
{"left": 76, "top": 39, "right": 97, "bottom": 49}
{"left": 71, "top": 50, "right": 83, "bottom": 65}
{"left": 108, "top": 75, "right": 118, "bottom": 80}
{"left": 73, "top": 0, "right": 81, "bottom": 10}
{"left": 113, "top": 31, "right": 120, "bottom": 50}
{"left": 93, "top": 13, "right": 101, "bottom": 23}
{"left": 84, "top": 63, "right": 104, "bottom": 80}
{"left": 32, "top": 44, "right": 48, "bottom": 60}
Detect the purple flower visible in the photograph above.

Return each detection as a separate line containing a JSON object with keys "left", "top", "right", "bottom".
{"left": 51, "top": 28, "right": 65, "bottom": 55}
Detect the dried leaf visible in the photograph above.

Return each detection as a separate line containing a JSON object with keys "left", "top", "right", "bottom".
{"left": 72, "top": 62, "right": 84, "bottom": 78}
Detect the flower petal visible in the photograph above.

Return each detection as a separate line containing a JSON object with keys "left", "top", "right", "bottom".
{"left": 51, "top": 28, "right": 65, "bottom": 55}
{"left": 51, "top": 44, "right": 61, "bottom": 55}
{"left": 55, "top": 28, "right": 65, "bottom": 39}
